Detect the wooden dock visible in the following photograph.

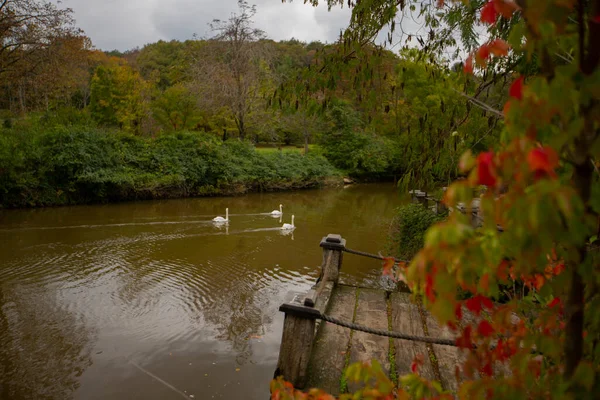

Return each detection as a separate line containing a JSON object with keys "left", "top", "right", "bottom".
{"left": 274, "top": 234, "right": 466, "bottom": 396}
{"left": 306, "top": 284, "right": 464, "bottom": 395}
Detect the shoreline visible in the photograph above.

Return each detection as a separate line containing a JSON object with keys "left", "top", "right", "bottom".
{"left": 0, "top": 176, "right": 345, "bottom": 210}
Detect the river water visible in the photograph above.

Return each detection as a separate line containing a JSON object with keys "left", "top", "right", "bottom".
{"left": 0, "top": 184, "right": 404, "bottom": 400}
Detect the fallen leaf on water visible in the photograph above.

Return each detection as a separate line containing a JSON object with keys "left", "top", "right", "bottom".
{"left": 249, "top": 335, "right": 263, "bottom": 339}
{"left": 235, "top": 368, "right": 241, "bottom": 372}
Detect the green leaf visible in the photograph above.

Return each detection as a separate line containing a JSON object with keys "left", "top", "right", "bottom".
{"left": 572, "top": 362, "right": 594, "bottom": 390}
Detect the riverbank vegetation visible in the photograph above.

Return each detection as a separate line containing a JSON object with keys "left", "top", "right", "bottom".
{"left": 0, "top": 124, "right": 338, "bottom": 207}
{"left": 0, "top": 0, "right": 505, "bottom": 208}
{"left": 388, "top": 203, "right": 446, "bottom": 261}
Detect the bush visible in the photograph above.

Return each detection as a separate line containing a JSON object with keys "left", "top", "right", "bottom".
{"left": 0, "top": 127, "right": 340, "bottom": 208}
{"left": 388, "top": 203, "right": 446, "bottom": 260}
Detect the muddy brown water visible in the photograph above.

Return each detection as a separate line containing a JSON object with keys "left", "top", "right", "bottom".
{"left": 0, "top": 184, "right": 405, "bottom": 400}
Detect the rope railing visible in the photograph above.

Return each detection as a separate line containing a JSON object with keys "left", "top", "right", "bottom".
{"left": 342, "top": 247, "right": 408, "bottom": 265}
{"left": 279, "top": 301, "right": 457, "bottom": 346}
{"left": 321, "top": 313, "right": 457, "bottom": 346}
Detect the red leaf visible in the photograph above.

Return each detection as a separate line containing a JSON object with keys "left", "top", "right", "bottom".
{"left": 456, "top": 326, "right": 473, "bottom": 349}
{"left": 437, "top": 0, "right": 445, "bottom": 8}
{"left": 489, "top": 39, "right": 509, "bottom": 56}
{"left": 497, "top": 260, "right": 509, "bottom": 281}
{"left": 593, "top": 14, "right": 600, "bottom": 23}
{"left": 509, "top": 76, "right": 524, "bottom": 100}
{"left": 534, "top": 274, "right": 545, "bottom": 290}
{"left": 466, "top": 295, "right": 493, "bottom": 315}
{"left": 482, "top": 362, "right": 493, "bottom": 376}
{"left": 493, "top": 0, "right": 519, "bottom": 18}
{"left": 503, "top": 100, "right": 512, "bottom": 117}
{"left": 411, "top": 354, "right": 424, "bottom": 374}
{"left": 553, "top": 263, "right": 565, "bottom": 275}
{"left": 382, "top": 257, "right": 395, "bottom": 277}
{"left": 481, "top": 1, "right": 497, "bottom": 24}
{"left": 411, "top": 361, "right": 418, "bottom": 373}
{"left": 533, "top": 274, "right": 546, "bottom": 290}
{"left": 466, "top": 297, "right": 482, "bottom": 315}
{"left": 476, "top": 44, "right": 491, "bottom": 64}
{"left": 548, "top": 297, "right": 561, "bottom": 308}
{"left": 425, "top": 273, "right": 436, "bottom": 302}
{"left": 481, "top": 296, "right": 493, "bottom": 310}
{"left": 464, "top": 55, "right": 474, "bottom": 74}
{"left": 527, "top": 146, "right": 559, "bottom": 176}
{"left": 477, "top": 320, "right": 495, "bottom": 337}
{"left": 455, "top": 302, "right": 463, "bottom": 320}
{"left": 476, "top": 151, "right": 497, "bottom": 187}
{"left": 495, "top": 339, "right": 507, "bottom": 361}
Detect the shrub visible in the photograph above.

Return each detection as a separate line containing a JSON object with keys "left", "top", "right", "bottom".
{"left": 0, "top": 127, "right": 340, "bottom": 208}
{"left": 388, "top": 203, "right": 446, "bottom": 260}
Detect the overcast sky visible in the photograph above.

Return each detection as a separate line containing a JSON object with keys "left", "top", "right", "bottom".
{"left": 61, "top": 0, "right": 354, "bottom": 51}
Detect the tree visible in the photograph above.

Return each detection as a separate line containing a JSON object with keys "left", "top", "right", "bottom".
{"left": 135, "top": 40, "right": 191, "bottom": 90}
{"left": 0, "top": 0, "right": 80, "bottom": 77}
{"left": 89, "top": 63, "right": 151, "bottom": 134}
{"left": 272, "top": 0, "right": 600, "bottom": 398}
{"left": 151, "top": 83, "right": 199, "bottom": 131}
{"left": 0, "top": 33, "right": 94, "bottom": 113}
{"left": 190, "top": 0, "right": 269, "bottom": 140}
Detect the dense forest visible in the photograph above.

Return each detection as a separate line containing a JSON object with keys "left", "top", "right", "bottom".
{"left": 0, "top": 0, "right": 504, "bottom": 208}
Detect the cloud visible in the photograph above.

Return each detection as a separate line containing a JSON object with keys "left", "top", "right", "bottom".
{"left": 63, "top": 0, "right": 352, "bottom": 51}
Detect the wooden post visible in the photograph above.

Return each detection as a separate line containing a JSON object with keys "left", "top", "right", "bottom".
{"left": 409, "top": 189, "right": 421, "bottom": 204}
{"left": 416, "top": 192, "right": 428, "bottom": 208}
{"left": 471, "top": 198, "right": 481, "bottom": 228}
{"left": 434, "top": 199, "right": 448, "bottom": 215}
{"left": 319, "top": 234, "right": 346, "bottom": 283}
{"left": 274, "top": 234, "right": 346, "bottom": 388}
{"left": 274, "top": 309, "right": 317, "bottom": 389}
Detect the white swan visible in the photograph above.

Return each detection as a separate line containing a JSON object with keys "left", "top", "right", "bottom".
{"left": 281, "top": 215, "right": 295, "bottom": 230}
{"left": 212, "top": 208, "right": 229, "bottom": 223}
{"left": 270, "top": 204, "right": 283, "bottom": 215}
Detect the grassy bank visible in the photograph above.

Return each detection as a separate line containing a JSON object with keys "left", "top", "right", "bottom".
{"left": 0, "top": 126, "right": 341, "bottom": 208}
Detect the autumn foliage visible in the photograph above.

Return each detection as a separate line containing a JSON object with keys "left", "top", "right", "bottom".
{"left": 272, "top": 0, "right": 600, "bottom": 399}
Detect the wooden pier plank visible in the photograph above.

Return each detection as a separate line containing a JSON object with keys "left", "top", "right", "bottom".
{"left": 347, "top": 288, "right": 390, "bottom": 392}
{"left": 390, "top": 293, "right": 437, "bottom": 382}
{"left": 305, "top": 285, "right": 357, "bottom": 395}
{"left": 421, "top": 309, "right": 464, "bottom": 393}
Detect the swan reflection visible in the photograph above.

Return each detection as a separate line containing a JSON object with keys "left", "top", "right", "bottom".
{"left": 279, "top": 229, "right": 294, "bottom": 240}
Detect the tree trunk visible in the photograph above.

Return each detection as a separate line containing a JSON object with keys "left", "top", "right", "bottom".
{"left": 564, "top": 159, "right": 594, "bottom": 378}
{"left": 237, "top": 114, "right": 246, "bottom": 140}
{"left": 18, "top": 84, "right": 25, "bottom": 115}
